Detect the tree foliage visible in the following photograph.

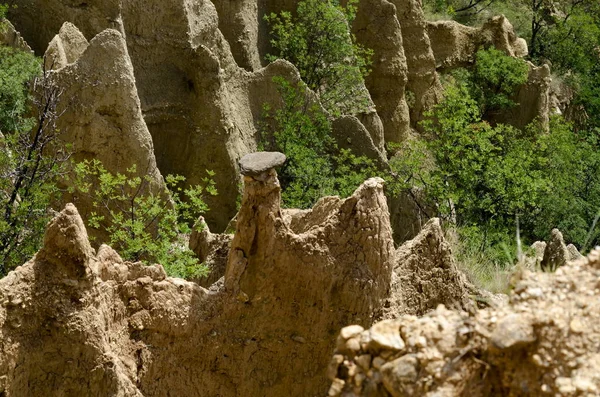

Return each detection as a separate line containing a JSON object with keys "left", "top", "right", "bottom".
{"left": 0, "top": 38, "right": 72, "bottom": 276}
{"left": 263, "top": 0, "right": 379, "bottom": 209}
{"left": 391, "top": 52, "right": 600, "bottom": 264}
{"left": 260, "top": 78, "right": 378, "bottom": 209}
{"left": 471, "top": 48, "right": 529, "bottom": 112}
{"left": 265, "top": 0, "right": 373, "bottom": 116}
{"left": 71, "top": 160, "right": 216, "bottom": 278}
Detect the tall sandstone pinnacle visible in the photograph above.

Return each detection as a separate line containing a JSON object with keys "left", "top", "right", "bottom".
{"left": 352, "top": 0, "right": 412, "bottom": 143}
{"left": 392, "top": 0, "right": 443, "bottom": 127}
{"left": 44, "top": 26, "right": 166, "bottom": 233}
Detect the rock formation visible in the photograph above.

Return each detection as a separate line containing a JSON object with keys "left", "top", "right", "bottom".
{"left": 213, "top": 0, "right": 263, "bottom": 71}
{"left": 0, "top": 163, "right": 382, "bottom": 396}
{"left": 0, "top": 151, "right": 479, "bottom": 395}
{"left": 427, "top": 20, "right": 479, "bottom": 68}
{"left": 392, "top": 0, "right": 443, "bottom": 127}
{"left": 329, "top": 248, "right": 600, "bottom": 396}
{"left": 6, "top": 0, "right": 558, "bottom": 239}
{"left": 8, "top": 0, "right": 386, "bottom": 231}
{"left": 525, "top": 240, "right": 547, "bottom": 269}
{"left": 526, "top": 230, "right": 582, "bottom": 271}
{"left": 352, "top": 0, "right": 411, "bottom": 143}
{"left": 540, "top": 228, "right": 582, "bottom": 272}
{"left": 428, "top": 15, "right": 528, "bottom": 69}
{"left": 188, "top": 216, "right": 233, "bottom": 287}
{"left": 495, "top": 63, "right": 551, "bottom": 131}
{"left": 480, "top": 15, "right": 528, "bottom": 58}
{"left": 383, "top": 218, "right": 475, "bottom": 318}
{"left": 0, "top": 19, "right": 32, "bottom": 51}
{"left": 540, "top": 229, "right": 571, "bottom": 271}
{"left": 427, "top": 14, "right": 550, "bottom": 131}
{"left": 44, "top": 22, "right": 88, "bottom": 70}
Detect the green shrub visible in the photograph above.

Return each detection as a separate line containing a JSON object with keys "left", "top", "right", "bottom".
{"left": 263, "top": 0, "right": 380, "bottom": 208}
{"left": 260, "top": 78, "right": 379, "bottom": 209}
{"left": 71, "top": 160, "right": 217, "bottom": 279}
{"left": 265, "top": 0, "right": 372, "bottom": 116}
{"left": 528, "top": 117, "right": 600, "bottom": 250}
{"left": 472, "top": 48, "right": 529, "bottom": 112}
{"left": 0, "top": 46, "right": 41, "bottom": 133}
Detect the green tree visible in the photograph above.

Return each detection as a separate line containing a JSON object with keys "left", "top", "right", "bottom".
{"left": 0, "top": 22, "right": 70, "bottom": 275}
{"left": 263, "top": 0, "right": 379, "bottom": 209}
{"left": 71, "top": 160, "right": 216, "bottom": 279}
{"left": 529, "top": 118, "right": 600, "bottom": 250}
{"left": 398, "top": 80, "right": 546, "bottom": 225}
{"left": 265, "top": 0, "right": 372, "bottom": 116}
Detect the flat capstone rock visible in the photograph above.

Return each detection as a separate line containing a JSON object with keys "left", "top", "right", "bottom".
{"left": 239, "top": 152, "right": 286, "bottom": 176}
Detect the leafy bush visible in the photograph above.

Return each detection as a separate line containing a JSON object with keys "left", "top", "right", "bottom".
{"left": 260, "top": 78, "right": 379, "bottom": 209}
{"left": 264, "top": 0, "right": 379, "bottom": 209}
{"left": 0, "top": 46, "right": 42, "bottom": 132}
{"left": 472, "top": 48, "right": 529, "bottom": 112}
{"left": 527, "top": 117, "right": 600, "bottom": 250}
{"left": 399, "top": 79, "right": 546, "bottom": 224}
{"left": 265, "top": 0, "right": 372, "bottom": 116}
{"left": 72, "top": 160, "right": 217, "bottom": 279}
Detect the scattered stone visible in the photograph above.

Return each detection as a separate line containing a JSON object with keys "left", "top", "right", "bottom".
{"left": 491, "top": 314, "right": 536, "bottom": 350}
{"left": 328, "top": 379, "right": 345, "bottom": 396}
{"left": 367, "top": 320, "right": 405, "bottom": 353}
{"left": 569, "top": 318, "right": 584, "bottom": 334}
{"left": 345, "top": 337, "right": 361, "bottom": 352}
{"left": 291, "top": 335, "right": 306, "bottom": 344}
{"left": 340, "top": 325, "right": 365, "bottom": 340}
{"left": 380, "top": 355, "right": 419, "bottom": 395}
{"left": 372, "top": 357, "right": 386, "bottom": 370}
{"left": 355, "top": 355, "right": 372, "bottom": 371}
{"left": 328, "top": 355, "right": 345, "bottom": 380}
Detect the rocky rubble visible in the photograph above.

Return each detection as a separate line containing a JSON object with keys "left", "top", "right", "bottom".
{"left": 329, "top": 249, "right": 600, "bottom": 396}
